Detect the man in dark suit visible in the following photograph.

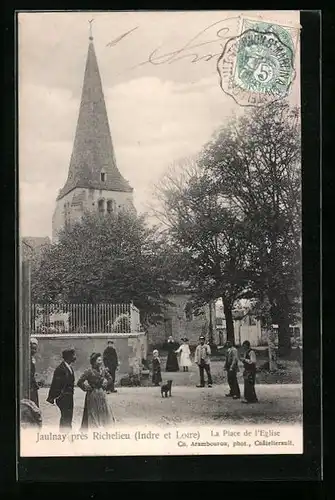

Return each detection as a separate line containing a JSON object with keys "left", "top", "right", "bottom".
{"left": 103, "top": 340, "right": 118, "bottom": 393}
{"left": 46, "top": 348, "right": 76, "bottom": 430}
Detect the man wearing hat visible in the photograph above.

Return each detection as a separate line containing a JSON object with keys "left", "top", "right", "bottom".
{"left": 103, "top": 340, "right": 118, "bottom": 393}
{"left": 47, "top": 348, "right": 76, "bottom": 430}
{"left": 30, "top": 337, "right": 40, "bottom": 407}
{"left": 194, "top": 336, "right": 213, "bottom": 388}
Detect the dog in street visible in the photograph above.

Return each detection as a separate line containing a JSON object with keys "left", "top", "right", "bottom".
{"left": 161, "top": 380, "right": 173, "bottom": 398}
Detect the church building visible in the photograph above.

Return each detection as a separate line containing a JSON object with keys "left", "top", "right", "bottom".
{"left": 44, "top": 27, "right": 214, "bottom": 351}
{"left": 52, "top": 29, "right": 135, "bottom": 242}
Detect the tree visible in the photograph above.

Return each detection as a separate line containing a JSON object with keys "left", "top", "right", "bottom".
{"left": 153, "top": 158, "right": 255, "bottom": 343}
{"left": 199, "top": 101, "right": 301, "bottom": 354}
{"left": 31, "top": 211, "right": 177, "bottom": 327}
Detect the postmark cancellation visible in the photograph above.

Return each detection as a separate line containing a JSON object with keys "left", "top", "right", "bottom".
{"left": 217, "top": 17, "right": 301, "bottom": 107}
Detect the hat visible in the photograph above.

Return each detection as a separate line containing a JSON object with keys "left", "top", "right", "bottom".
{"left": 199, "top": 336, "right": 205, "bottom": 340}
{"left": 30, "top": 337, "right": 38, "bottom": 345}
{"left": 183, "top": 337, "right": 189, "bottom": 342}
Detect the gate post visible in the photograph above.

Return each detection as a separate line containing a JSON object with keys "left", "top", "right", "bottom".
{"left": 20, "top": 260, "right": 31, "bottom": 401}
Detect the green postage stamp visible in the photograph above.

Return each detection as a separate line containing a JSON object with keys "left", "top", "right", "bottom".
{"left": 217, "top": 17, "right": 300, "bottom": 107}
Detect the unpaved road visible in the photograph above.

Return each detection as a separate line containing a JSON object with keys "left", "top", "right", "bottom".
{"left": 38, "top": 384, "right": 302, "bottom": 429}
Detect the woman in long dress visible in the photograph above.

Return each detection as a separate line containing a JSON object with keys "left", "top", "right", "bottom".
{"left": 240, "top": 341, "right": 258, "bottom": 404}
{"left": 165, "top": 336, "right": 179, "bottom": 372}
{"left": 152, "top": 349, "right": 162, "bottom": 386}
{"left": 175, "top": 338, "right": 192, "bottom": 372}
{"left": 78, "top": 352, "right": 115, "bottom": 429}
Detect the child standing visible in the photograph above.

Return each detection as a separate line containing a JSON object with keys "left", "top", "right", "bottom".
{"left": 176, "top": 338, "right": 192, "bottom": 372}
{"left": 152, "top": 349, "right": 162, "bottom": 386}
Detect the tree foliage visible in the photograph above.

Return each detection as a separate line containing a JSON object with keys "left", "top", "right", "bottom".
{"left": 199, "top": 101, "right": 301, "bottom": 352}
{"left": 31, "top": 211, "right": 178, "bottom": 326}
{"left": 154, "top": 102, "right": 301, "bottom": 352}
{"left": 153, "top": 159, "right": 255, "bottom": 343}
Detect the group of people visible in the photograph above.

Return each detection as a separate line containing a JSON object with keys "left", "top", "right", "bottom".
{"left": 152, "top": 335, "right": 258, "bottom": 404}
{"left": 152, "top": 336, "right": 193, "bottom": 385}
{"left": 224, "top": 340, "right": 258, "bottom": 404}
{"left": 23, "top": 334, "right": 258, "bottom": 432}
{"left": 24, "top": 338, "right": 120, "bottom": 431}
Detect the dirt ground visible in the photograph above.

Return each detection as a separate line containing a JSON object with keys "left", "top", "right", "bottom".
{"left": 37, "top": 383, "right": 302, "bottom": 429}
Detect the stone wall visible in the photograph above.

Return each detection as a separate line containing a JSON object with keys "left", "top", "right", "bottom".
{"left": 31, "top": 333, "right": 147, "bottom": 386}
{"left": 147, "top": 294, "right": 216, "bottom": 347}
{"left": 52, "top": 187, "right": 134, "bottom": 241}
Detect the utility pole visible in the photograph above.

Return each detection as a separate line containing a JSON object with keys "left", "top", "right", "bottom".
{"left": 263, "top": 293, "right": 277, "bottom": 372}
{"left": 268, "top": 323, "right": 278, "bottom": 372}
{"left": 208, "top": 300, "right": 214, "bottom": 345}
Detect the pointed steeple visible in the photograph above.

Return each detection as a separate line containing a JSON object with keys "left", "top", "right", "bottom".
{"left": 57, "top": 28, "right": 133, "bottom": 200}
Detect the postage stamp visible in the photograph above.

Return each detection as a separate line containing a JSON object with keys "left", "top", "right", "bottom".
{"left": 217, "top": 18, "right": 300, "bottom": 107}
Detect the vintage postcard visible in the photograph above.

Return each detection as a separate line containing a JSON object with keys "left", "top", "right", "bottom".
{"left": 18, "top": 10, "right": 303, "bottom": 458}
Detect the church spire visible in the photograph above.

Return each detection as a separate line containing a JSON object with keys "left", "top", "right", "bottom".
{"left": 88, "top": 18, "right": 94, "bottom": 41}
{"left": 57, "top": 27, "right": 133, "bottom": 201}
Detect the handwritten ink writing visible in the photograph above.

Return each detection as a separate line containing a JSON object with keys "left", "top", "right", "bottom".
{"left": 134, "top": 19, "right": 238, "bottom": 68}
{"left": 106, "top": 17, "right": 239, "bottom": 71}
{"left": 106, "top": 26, "right": 139, "bottom": 48}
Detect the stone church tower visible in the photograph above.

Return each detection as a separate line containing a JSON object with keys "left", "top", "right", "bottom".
{"left": 52, "top": 30, "right": 135, "bottom": 242}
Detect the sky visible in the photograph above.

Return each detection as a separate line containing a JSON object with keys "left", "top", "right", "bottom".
{"left": 19, "top": 11, "right": 300, "bottom": 237}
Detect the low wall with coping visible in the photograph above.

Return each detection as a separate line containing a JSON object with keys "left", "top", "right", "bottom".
{"left": 31, "top": 333, "right": 148, "bottom": 386}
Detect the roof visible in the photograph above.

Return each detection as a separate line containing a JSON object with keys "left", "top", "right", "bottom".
{"left": 57, "top": 38, "right": 133, "bottom": 201}
{"left": 21, "top": 237, "right": 51, "bottom": 261}
{"left": 22, "top": 237, "right": 51, "bottom": 250}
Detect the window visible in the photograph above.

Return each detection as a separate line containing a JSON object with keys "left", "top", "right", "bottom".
{"left": 294, "top": 327, "right": 300, "bottom": 337}
{"left": 164, "top": 318, "right": 173, "bottom": 338}
{"left": 107, "top": 200, "right": 115, "bottom": 213}
{"left": 249, "top": 316, "right": 256, "bottom": 326}
{"left": 185, "top": 302, "right": 193, "bottom": 321}
{"left": 98, "top": 199, "right": 105, "bottom": 213}
{"left": 100, "top": 171, "right": 106, "bottom": 182}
